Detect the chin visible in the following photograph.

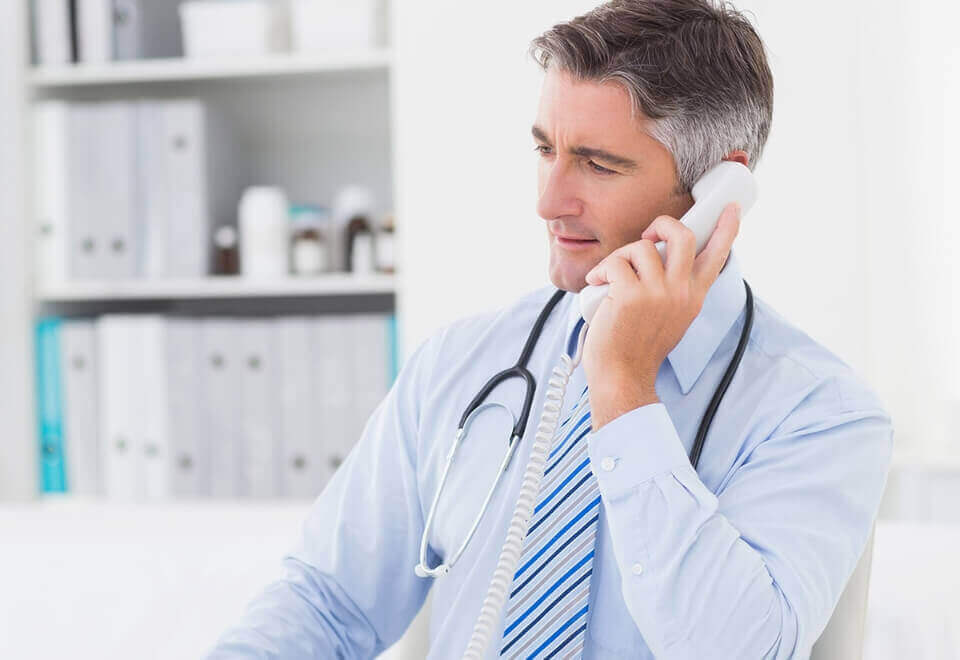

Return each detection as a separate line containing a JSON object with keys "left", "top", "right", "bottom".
{"left": 548, "top": 258, "right": 589, "bottom": 293}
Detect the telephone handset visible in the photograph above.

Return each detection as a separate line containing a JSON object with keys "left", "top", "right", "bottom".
{"left": 579, "top": 160, "right": 758, "bottom": 324}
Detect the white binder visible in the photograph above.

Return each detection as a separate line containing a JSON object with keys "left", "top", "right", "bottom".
{"left": 166, "top": 318, "right": 208, "bottom": 497}
{"left": 33, "top": 101, "right": 70, "bottom": 288}
{"left": 161, "top": 100, "right": 209, "bottom": 277}
{"left": 277, "top": 317, "right": 326, "bottom": 499}
{"left": 67, "top": 103, "right": 100, "bottom": 280}
{"left": 97, "top": 316, "right": 143, "bottom": 499}
{"left": 136, "top": 100, "right": 209, "bottom": 278}
{"left": 352, "top": 312, "right": 391, "bottom": 427}
{"left": 200, "top": 318, "right": 241, "bottom": 497}
{"left": 111, "top": 0, "right": 142, "bottom": 60}
{"left": 96, "top": 102, "right": 138, "bottom": 279}
{"left": 237, "top": 319, "right": 279, "bottom": 497}
{"left": 76, "top": 0, "right": 112, "bottom": 63}
{"left": 314, "top": 315, "right": 354, "bottom": 485}
{"left": 33, "top": 0, "right": 73, "bottom": 65}
{"left": 140, "top": 316, "right": 170, "bottom": 499}
{"left": 60, "top": 320, "right": 100, "bottom": 496}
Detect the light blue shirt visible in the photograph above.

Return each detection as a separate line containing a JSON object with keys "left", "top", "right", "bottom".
{"left": 206, "top": 249, "right": 894, "bottom": 659}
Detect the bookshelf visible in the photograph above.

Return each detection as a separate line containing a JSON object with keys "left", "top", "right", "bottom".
{"left": 1, "top": 1, "right": 402, "bottom": 503}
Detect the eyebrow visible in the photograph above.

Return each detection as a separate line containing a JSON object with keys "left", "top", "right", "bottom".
{"left": 531, "top": 124, "right": 639, "bottom": 172}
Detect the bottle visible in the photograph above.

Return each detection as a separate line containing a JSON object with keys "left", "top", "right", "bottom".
{"left": 345, "top": 214, "right": 374, "bottom": 273}
{"left": 238, "top": 186, "right": 289, "bottom": 278}
{"left": 376, "top": 213, "right": 395, "bottom": 274}
{"left": 213, "top": 225, "right": 240, "bottom": 275}
{"left": 289, "top": 205, "right": 331, "bottom": 275}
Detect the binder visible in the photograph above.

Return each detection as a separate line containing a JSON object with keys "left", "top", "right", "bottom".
{"left": 314, "top": 315, "right": 354, "bottom": 484}
{"left": 164, "top": 101, "right": 209, "bottom": 277}
{"left": 140, "top": 316, "right": 170, "bottom": 499}
{"left": 66, "top": 103, "right": 100, "bottom": 280}
{"left": 237, "top": 319, "right": 280, "bottom": 497}
{"left": 113, "top": 0, "right": 182, "bottom": 60}
{"left": 95, "top": 103, "right": 138, "bottom": 279}
{"left": 350, "top": 313, "right": 391, "bottom": 455}
{"left": 33, "top": 0, "right": 72, "bottom": 65}
{"left": 97, "top": 315, "right": 142, "bottom": 499}
{"left": 35, "top": 318, "right": 67, "bottom": 493}
{"left": 111, "top": 0, "right": 142, "bottom": 60}
{"left": 278, "top": 317, "right": 327, "bottom": 498}
{"left": 136, "top": 102, "right": 168, "bottom": 278}
{"left": 60, "top": 320, "right": 100, "bottom": 496}
{"left": 166, "top": 318, "right": 209, "bottom": 497}
{"left": 137, "top": 100, "right": 209, "bottom": 278}
{"left": 33, "top": 102, "right": 71, "bottom": 288}
{"left": 67, "top": 103, "right": 138, "bottom": 280}
{"left": 76, "top": 0, "right": 112, "bottom": 63}
{"left": 200, "top": 318, "right": 241, "bottom": 497}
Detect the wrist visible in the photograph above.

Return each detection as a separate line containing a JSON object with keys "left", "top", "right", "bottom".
{"left": 589, "top": 373, "right": 659, "bottom": 431}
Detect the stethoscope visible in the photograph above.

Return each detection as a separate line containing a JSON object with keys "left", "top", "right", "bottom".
{"left": 414, "top": 279, "right": 754, "bottom": 578}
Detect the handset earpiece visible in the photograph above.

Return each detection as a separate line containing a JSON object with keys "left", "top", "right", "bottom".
{"left": 578, "top": 160, "right": 757, "bottom": 325}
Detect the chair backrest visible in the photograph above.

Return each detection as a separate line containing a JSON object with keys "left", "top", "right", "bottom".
{"left": 810, "top": 524, "right": 876, "bottom": 660}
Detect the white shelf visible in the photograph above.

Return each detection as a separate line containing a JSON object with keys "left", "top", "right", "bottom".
{"left": 37, "top": 273, "right": 396, "bottom": 301}
{"left": 29, "top": 49, "right": 392, "bottom": 87}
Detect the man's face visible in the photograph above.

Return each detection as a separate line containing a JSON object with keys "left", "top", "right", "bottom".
{"left": 534, "top": 67, "right": 694, "bottom": 292}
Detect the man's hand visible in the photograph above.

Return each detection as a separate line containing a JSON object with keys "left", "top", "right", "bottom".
{"left": 581, "top": 202, "right": 742, "bottom": 431}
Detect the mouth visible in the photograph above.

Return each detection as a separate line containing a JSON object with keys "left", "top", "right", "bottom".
{"left": 552, "top": 233, "right": 598, "bottom": 250}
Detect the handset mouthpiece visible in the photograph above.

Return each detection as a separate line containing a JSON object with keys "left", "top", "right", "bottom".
{"left": 579, "top": 284, "right": 609, "bottom": 325}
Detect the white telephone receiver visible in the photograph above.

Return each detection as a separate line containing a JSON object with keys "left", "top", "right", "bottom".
{"left": 579, "top": 160, "right": 757, "bottom": 324}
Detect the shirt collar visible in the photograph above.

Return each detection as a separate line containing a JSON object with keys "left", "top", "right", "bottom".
{"left": 563, "top": 247, "right": 746, "bottom": 395}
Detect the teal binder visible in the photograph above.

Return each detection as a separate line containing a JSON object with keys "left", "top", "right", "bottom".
{"left": 386, "top": 314, "right": 399, "bottom": 385}
{"left": 35, "top": 318, "right": 67, "bottom": 493}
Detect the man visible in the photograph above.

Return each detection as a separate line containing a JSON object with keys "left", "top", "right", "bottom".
{"left": 207, "top": 1, "right": 893, "bottom": 658}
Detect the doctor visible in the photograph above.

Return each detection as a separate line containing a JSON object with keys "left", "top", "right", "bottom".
{"left": 208, "top": 1, "right": 893, "bottom": 658}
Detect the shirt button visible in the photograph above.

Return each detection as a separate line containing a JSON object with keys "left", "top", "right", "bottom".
{"left": 632, "top": 562, "right": 644, "bottom": 576}
{"left": 600, "top": 456, "right": 617, "bottom": 472}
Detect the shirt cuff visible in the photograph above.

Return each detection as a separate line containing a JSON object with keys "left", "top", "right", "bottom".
{"left": 586, "top": 402, "right": 692, "bottom": 501}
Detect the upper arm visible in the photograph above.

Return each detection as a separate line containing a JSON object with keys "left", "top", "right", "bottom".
{"left": 716, "top": 374, "right": 894, "bottom": 651}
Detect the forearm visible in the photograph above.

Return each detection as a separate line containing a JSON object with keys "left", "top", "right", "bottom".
{"left": 205, "top": 556, "right": 381, "bottom": 659}
{"left": 587, "top": 404, "right": 795, "bottom": 657}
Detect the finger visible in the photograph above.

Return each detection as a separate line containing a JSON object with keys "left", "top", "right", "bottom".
{"left": 585, "top": 253, "right": 640, "bottom": 300}
{"left": 692, "top": 202, "right": 741, "bottom": 292}
{"left": 608, "top": 239, "right": 665, "bottom": 290}
{"left": 639, "top": 215, "right": 696, "bottom": 285}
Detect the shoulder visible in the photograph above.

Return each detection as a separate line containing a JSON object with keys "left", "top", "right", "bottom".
{"left": 425, "top": 283, "right": 562, "bottom": 356}
{"left": 402, "top": 283, "right": 564, "bottom": 377}
{"left": 744, "top": 292, "right": 891, "bottom": 434}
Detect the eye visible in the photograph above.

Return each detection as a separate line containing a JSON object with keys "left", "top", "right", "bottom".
{"left": 533, "top": 144, "right": 552, "bottom": 156}
{"left": 588, "top": 160, "right": 615, "bottom": 175}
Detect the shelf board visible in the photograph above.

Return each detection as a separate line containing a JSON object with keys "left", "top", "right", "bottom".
{"left": 36, "top": 273, "right": 396, "bottom": 301}
{"left": 29, "top": 49, "right": 392, "bottom": 87}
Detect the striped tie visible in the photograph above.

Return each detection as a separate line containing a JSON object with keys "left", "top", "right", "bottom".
{"left": 500, "top": 381, "right": 598, "bottom": 659}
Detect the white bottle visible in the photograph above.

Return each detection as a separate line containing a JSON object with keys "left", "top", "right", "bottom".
{"left": 238, "top": 186, "right": 289, "bottom": 278}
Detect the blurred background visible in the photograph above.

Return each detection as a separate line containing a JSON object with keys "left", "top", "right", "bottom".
{"left": 0, "top": 0, "right": 957, "bottom": 658}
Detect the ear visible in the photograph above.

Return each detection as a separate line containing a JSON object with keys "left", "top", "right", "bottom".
{"left": 723, "top": 150, "right": 750, "bottom": 168}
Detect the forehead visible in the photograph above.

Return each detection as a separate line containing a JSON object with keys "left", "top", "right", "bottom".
{"left": 535, "top": 67, "right": 646, "bottom": 145}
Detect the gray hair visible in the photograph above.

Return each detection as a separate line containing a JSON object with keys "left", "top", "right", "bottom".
{"left": 529, "top": 0, "right": 774, "bottom": 193}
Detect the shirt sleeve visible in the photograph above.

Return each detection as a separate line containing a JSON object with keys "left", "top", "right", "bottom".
{"left": 204, "top": 332, "right": 441, "bottom": 660}
{"left": 585, "top": 376, "right": 894, "bottom": 659}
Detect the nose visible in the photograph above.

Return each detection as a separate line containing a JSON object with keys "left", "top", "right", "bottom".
{"left": 536, "top": 157, "right": 582, "bottom": 222}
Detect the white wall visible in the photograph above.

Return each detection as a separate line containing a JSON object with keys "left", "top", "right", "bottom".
{"left": 393, "top": 0, "right": 599, "bottom": 352}
{"left": 393, "top": 0, "right": 958, "bottom": 460}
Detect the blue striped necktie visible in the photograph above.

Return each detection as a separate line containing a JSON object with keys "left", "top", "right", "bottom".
{"left": 500, "top": 381, "right": 598, "bottom": 659}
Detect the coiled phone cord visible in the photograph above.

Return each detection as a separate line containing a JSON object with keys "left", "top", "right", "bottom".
{"left": 462, "top": 327, "right": 587, "bottom": 659}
